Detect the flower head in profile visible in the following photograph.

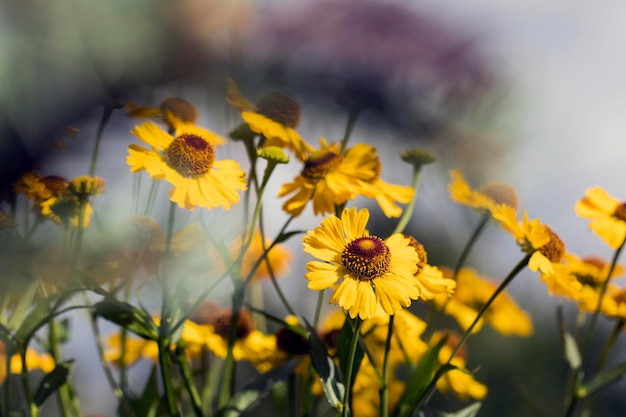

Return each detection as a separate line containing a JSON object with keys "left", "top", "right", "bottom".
{"left": 227, "top": 79, "right": 313, "bottom": 159}
{"left": 126, "top": 97, "right": 199, "bottom": 130}
{"left": 575, "top": 187, "right": 626, "bottom": 249}
{"left": 302, "top": 207, "right": 419, "bottom": 319}
{"left": 435, "top": 267, "right": 532, "bottom": 337}
{"left": 128, "top": 121, "right": 246, "bottom": 210}
{"left": 448, "top": 170, "right": 519, "bottom": 217}
{"left": 278, "top": 139, "right": 379, "bottom": 217}
{"left": 39, "top": 175, "right": 98, "bottom": 229}
{"left": 404, "top": 236, "right": 456, "bottom": 299}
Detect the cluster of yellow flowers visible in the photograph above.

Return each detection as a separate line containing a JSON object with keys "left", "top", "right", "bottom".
{"left": 4, "top": 80, "right": 626, "bottom": 417}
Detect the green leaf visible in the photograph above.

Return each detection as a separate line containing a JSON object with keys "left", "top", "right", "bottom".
{"left": 94, "top": 298, "right": 158, "bottom": 340}
{"left": 5, "top": 282, "right": 38, "bottom": 331}
{"left": 305, "top": 320, "right": 345, "bottom": 412}
{"left": 394, "top": 335, "right": 449, "bottom": 417}
{"left": 14, "top": 292, "right": 69, "bottom": 344}
{"left": 273, "top": 230, "right": 305, "bottom": 245}
{"left": 34, "top": 360, "right": 74, "bottom": 406}
{"left": 557, "top": 306, "right": 581, "bottom": 370}
{"left": 337, "top": 317, "right": 364, "bottom": 393}
{"left": 216, "top": 360, "right": 299, "bottom": 417}
{"left": 415, "top": 402, "right": 482, "bottom": 417}
{"left": 578, "top": 360, "right": 626, "bottom": 398}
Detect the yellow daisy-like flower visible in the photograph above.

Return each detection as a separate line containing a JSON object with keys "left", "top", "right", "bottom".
{"left": 232, "top": 229, "right": 291, "bottom": 282}
{"left": 14, "top": 172, "right": 57, "bottom": 203}
{"left": 128, "top": 121, "right": 246, "bottom": 210}
{"left": 279, "top": 139, "right": 379, "bottom": 217}
{"left": 358, "top": 156, "right": 415, "bottom": 218}
{"left": 226, "top": 79, "right": 314, "bottom": 159}
{"left": 491, "top": 205, "right": 564, "bottom": 276}
{"left": 302, "top": 207, "right": 419, "bottom": 319}
{"left": 575, "top": 187, "right": 626, "bottom": 249}
{"left": 40, "top": 194, "right": 93, "bottom": 228}
{"left": 448, "top": 170, "right": 519, "bottom": 216}
{"left": 404, "top": 236, "right": 456, "bottom": 299}
{"left": 435, "top": 268, "right": 533, "bottom": 337}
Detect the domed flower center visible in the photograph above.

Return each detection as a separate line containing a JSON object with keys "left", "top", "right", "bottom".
{"left": 210, "top": 309, "right": 254, "bottom": 339}
{"left": 166, "top": 134, "right": 215, "bottom": 178}
{"left": 342, "top": 236, "right": 391, "bottom": 281}
{"left": 257, "top": 92, "right": 301, "bottom": 128}
{"left": 404, "top": 234, "right": 426, "bottom": 274}
{"left": 613, "top": 203, "right": 626, "bottom": 222}
{"left": 538, "top": 227, "right": 565, "bottom": 263}
{"left": 478, "top": 182, "right": 519, "bottom": 209}
{"left": 302, "top": 150, "right": 342, "bottom": 180}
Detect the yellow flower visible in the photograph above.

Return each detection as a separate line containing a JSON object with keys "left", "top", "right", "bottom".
{"left": 302, "top": 207, "right": 419, "bottom": 319}
{"left": 433, "top": 332, "right": 488, "bottom": 401}
{"left": 575, "top": 187, "right": 626, "bottom": 249}
{"left": 128, "top": 121, "right": 246, "bottom": 210}
{"left": 1, "top": 345, "right": 55, "bottom": 384}
{"left": 435, "top": 268, "right": 533, "bottom": 337}
{"left": 278, "top": 139, "right": 379, "bottom": 217}
{"left": 226, "top": 79, "right": 313, "bottom": 159}
{"left": 189, "top": 302, "right": 286, "bottom": 373}
{"left": 68, "top": 176, "right": 106, "bottom": 198}
{"left": 404, "top": 236, "right": 456, "bottom": 299}
{"left": 14, "top": 172, "right": 57, "bottom": 203}
{"left": 125, "top": 97, "right": 199, "bottom": 130}
{"left": 40, "top": 195, "right": 93, "bottom": 228}
{"left": 448, "top": 170, "right": 519, "bottom": 216}
{"left": 358, "top": 158, "right": 415, "bottom": 218}
{"left": 232, "top": 229, "right": 291, "bottom": 282}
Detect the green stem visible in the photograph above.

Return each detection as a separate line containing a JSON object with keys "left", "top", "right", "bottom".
{"left": 175, "top": 341, "right": 204, "bottom": 417}
{"left": 380, "top": 315, "right": 395, "bottom": 417}
{"left": 143, "top": 180, "right": 160, "bottom": 216}
{"left": 393, "top": 165, "right": 424, "bottom": 235}
{"left": 19, "top": 347, "right": 39, "bottom": 417}
{"left": 158, "top": 339, "right": 181, "bottom": 417}
{"left": 420, "top": 254, "right": 531, "bottom": 409}
{"left": 88, "top": 105, "right": 115, "bottom": 177}
{"left": 340, "top": 318, "right": 362, "bottom": 417}
{"left": 339, "top": 107, "right": 360, "bottom": 154}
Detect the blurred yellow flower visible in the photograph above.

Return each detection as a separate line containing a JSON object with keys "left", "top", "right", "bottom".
{"left": 226, "top": 79, "right": 313, "bottom": 159}
{"left": 575, "top": 187, "right": 626, "bottom": 249}
{"left": 128, "top": 121, "right": 246, "bottom": 210}
{"left": 432, "top": 332, "right": 487, "bottom": 401}
{"left": 303, "top": 207, "right": 419, "bottom": 319}
{"left": 448, "top": 170, "right": 519, "bottom": 216}
{"left": 126, "top": 97, "right": 199, "bottom": 130}
{"left": 232, "top": 229, "right": 291, "bottom": 282}
{"left": 436, "top": 268, "right": 532, "bottom": 337}
{"left": 2, "top": 346, "right": 55, "bottom": 384}
{"left": 279, "top": 139, "right": 379, "bottom": 217}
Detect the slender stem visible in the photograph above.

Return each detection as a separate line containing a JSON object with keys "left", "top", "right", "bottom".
{"left": 581, "top": 238, "right": 626, "bottom": 359}
{"left": 339, "top": 107, "right": 360, "bottom": 154}
{"left": 19, "top": 347, "right": 39, "bottom": 417}
{"left": 340, "top": 318, "right": 362, "bottom": 417}
{"left": 393, "top": 166, "right": 423, "bottom": 235}
{"left": 420, "top": 255, "right": 530, "bottom": 409}
{"left": 175, "top": 341, "right": 204, "bottom": 417}
{"left": 313, "top": 290, "right": 326, "bottom": 328}
{"left": 158, "top": 339, "right": 180, "bottom": 417}
{"left": 88, "top": 105, "right": 115, "bottom": 177}
{"left": 380, "top": 315, "right": 395, "bottom": 417}
{"left": 143, "top": 180, "right": 160, "bottom": 216}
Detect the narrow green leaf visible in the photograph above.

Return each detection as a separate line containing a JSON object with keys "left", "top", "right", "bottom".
{"left": 557, "top": 306, "right": 581, "bottom": 370}
{"left": 305, "top": 320, "right": 345, "bottom": 412}
{"left": 6, "top": 282, "right": 38, "bottom": 330}
{"left": 394, "top": 335, "right": 449, "bottom": 417}
{"left": 126, "top": 365, "right": 164, "bottom": 417}
{"left": 14, "top": 292, "right": 67, "bottom": 344}
{"left": 34, "top": 360, "right": 74, "bottom": 406}
{"left": 273, "top": 230, "right": 305, "bottom": 245}
{"left": 414, "top": 402, "right": 481, "bottom": 417}
{"left": 337, "top": 317, "right": 364, "bottom": 393}
{"left": 578, "top": 360, "right": 626, "bottom": 398}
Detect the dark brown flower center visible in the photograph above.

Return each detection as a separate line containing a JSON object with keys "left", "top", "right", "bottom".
{"left": 209, "top": 309, "right": 254, "bottom": 339}
{"left": 256, "top": 92, "right": 301, "bottom": 128}
{"left": 613, "top": 203, "right": 626, "bottom": 222}
{"left": 342, "top": 236, "right": 391, "bottom": 281}
{"left": 166, "top": 134, "right": 215, "bottom": 178}
{"left": 538, "top": 227, "right": 565, "bottom": 263}
{"left": 478, "top": 182, "right": 519, "bottom": 209}
{"left": 301, "top": 150, "right": 342, "bottom": 180}
{"left": 403, "top": 234, "right": 426, "bottom": 274}
{"left": 276, "top": 327, "right": 310, "bottom": 355}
